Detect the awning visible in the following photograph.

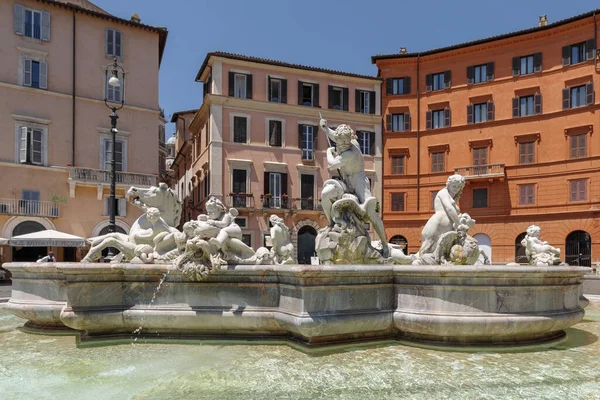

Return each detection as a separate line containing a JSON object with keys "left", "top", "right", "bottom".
{"left": 0, "top": 238, "right": 8, "bottom": 245}
{"left": 9, "top": 230, "right": 86, "bottom": 247}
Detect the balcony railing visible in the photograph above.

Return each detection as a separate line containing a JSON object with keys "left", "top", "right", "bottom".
{"left": 292, "top": 198, "right": 319, "bottom": 211}
{"left": 68, "top": 167, "right": 158, "bottom": 187}
{"left": 261, "top": 196, "right": 290, "bottom": 209}
{"left": 0, "top": 198, "right": 60, "bottom": 218}
{"left": 226, "top": 193, "right": 255, "bottom": 209}
{"left": 454, "top": 163, "right": 505, "bottom": 180}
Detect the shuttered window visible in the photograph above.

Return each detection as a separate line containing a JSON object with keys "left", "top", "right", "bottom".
{"left": 387, "top": 113, "right": 410, "bottom": 132}
{"left": 569, "top": 179, "right": 587, "bottom": 202}
{"left": 519, "top": 142, "right": 535, "bottom": 165}
{"left": 387, "top": 77, "right": 410, "bottom": 95}
{"left": 106, "top": 29, "right": 122, "bottom": 57}
{"left": 106, "top": 70, "right": 122, "bottom": 103}
{"left": 519, "top": 185, "right": 535, "bottom": 205}
{"left": 330, "top": 86, "right": 344, "bottom": 110}
{"left": 23, "top": 58, "right": 47, "bottom": 89}
{"left": 103, "top": 140, "right": 124, "bottom": 171}
{"left": 358, "top": 131, "right": 375, "bottom": 155}
{"left": 19, "top": 127, "right": 44, "bottom": 165}
{"left": 570, "top": 134, "right": 587, "bottom": 159}
{"left": 14, "top": 5, "right": 50, "bottom": 40}
{"left": 563, "top": 82, "right": 594, "bottom": 109}
{"left": 234, "top": 74, "right": 247, "bottom": 98}
{"left": 391, "top": 155, "right": 405, "bottom": 175}
{"left": 268, "top": 120, "right": 282, "bottom": 147}
{"left": 563, "top": 40, "right": 595, "bottom": 66}
{"left": 391, "top": 193, "right": 405, "bottom": 211}
{"left": 233, "top": 116, "right": 247, "bottom": 143}
{"left": 431, "top": 152, "right": 445, "bottom": 173}
{"left": 301, "top": 125, "right": 314, "bottom": 160}
{"left": 473, "top": 188, "right": 488, "bottom": 208}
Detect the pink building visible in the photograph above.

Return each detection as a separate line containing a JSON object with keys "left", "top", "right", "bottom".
{"left": 180, "top": 52, "right": 382, "bottom": 263}
{"left": 0, "top": 0, "right": 167, "bottom": 262}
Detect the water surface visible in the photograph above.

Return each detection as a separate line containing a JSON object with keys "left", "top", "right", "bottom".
{"left": 1, "top": 302, "right": 600, "bottom": 399}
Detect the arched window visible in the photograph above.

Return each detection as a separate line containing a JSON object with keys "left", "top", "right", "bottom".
{"left": 297, "top": 226, "right": 318, "bottom": 265}
{"left": 389, "top": 235, "right": 408, "bottom": 251}
{"left": 12, "top": 220, "right": 45, "bottom": 236}
{"left": 474, "top": 233, "right": 492, "bottom": 264}
{"left": 515, "top": 232, "right": 528, "bottom": 263}
{"left": 566, "top": 230, "right": 592, "bottom": 267}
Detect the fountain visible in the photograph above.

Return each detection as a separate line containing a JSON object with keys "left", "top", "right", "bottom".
{"left": 2, "top": 115, "right": 590, "bottom": 348}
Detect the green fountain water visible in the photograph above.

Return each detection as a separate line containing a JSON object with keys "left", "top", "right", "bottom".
{"left": 1, "top": 301, "right": 599, "bottom": 399}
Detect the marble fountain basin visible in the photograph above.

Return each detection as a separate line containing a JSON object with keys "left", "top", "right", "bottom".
{"left": 2, "top": 262, "right": 590, "bottom": 347}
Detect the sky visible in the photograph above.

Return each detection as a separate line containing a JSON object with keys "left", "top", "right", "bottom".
{"left": 93, "top": 0, "right": 600, "bottom": 136}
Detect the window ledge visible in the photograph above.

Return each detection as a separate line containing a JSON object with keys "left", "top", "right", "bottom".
{"left": 12, "top": 114, "right": 51, "bottom": 125}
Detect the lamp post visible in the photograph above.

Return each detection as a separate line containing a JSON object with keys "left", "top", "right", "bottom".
{"left": 104, "top": 57, "right": 125, "bottom": 258}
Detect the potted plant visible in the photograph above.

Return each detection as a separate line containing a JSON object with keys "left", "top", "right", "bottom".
{"left": 49, "top": 193, "right": 68, "bottom": 217}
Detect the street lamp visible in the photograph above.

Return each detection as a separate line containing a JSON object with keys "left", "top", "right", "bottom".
{"left": 103, "top": 57, "right": 125, "bottom": 259}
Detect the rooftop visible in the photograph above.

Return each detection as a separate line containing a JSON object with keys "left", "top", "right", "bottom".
{"left": 372, "top": 8, "right": 600, "bottom": 63}
{"left": 196, "top": 51, "right": 382, "bottom": 82}
{"left": 170, "top": 109, "right": 199, "bottom": 123}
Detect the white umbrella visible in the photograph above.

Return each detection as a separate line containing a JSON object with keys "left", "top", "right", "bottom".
{"left": 0, "top": 238, "right": 8, "bottom": 245}
{"left": 9, "top": 230, "right": 86, "bottom": 247}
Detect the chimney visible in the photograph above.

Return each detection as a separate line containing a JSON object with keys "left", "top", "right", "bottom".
{"left": 399, "top": 47, "right": 407, "bottom": 54}
{"left": 538, "top": 15, "right": 548, "bottom": 27}
{"left": 131, "top": 13, "right": 141, "bottom": 23}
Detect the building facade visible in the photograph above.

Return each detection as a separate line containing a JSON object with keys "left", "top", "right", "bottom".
{"left": 374, "top": 11, "right": 600, "bottom": 265}
{"left": 180, "top": 52, "right": 382, "bottom": 263}
{"left": 0, "top": 0, "right": 167, "bottom": 262}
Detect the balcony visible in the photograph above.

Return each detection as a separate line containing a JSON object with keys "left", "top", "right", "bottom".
{"left": 261, "top": 196, "right": 290, "bottom": 210}
{"left": 226, "top": 193, "right": 255, "bottom": 209}
{"left": 454, "top": 163, "right": 505, "bottom": 181}
{"left": 68, "top": 167, "right": 158, "bottom": 187}
{"left": 291, "top": 197, "right": 321, "bottom": 211}
{"left": 0, "top": 198, "right": 60, "bottom": 218}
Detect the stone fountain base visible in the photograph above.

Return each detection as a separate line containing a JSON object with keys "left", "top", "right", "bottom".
{"left": 2, "top": 263, "right": 590, "bottom": 347}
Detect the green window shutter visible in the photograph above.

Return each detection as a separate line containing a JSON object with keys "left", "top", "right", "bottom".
{"left": 39, "top": 61, "right": 48, "bottom": 89}
{"left": 19, "top": 127, "right": 28, "bottom": 163}
{"left": 14, "top": 4, "right": 24, "bottom": 35}
{"left": 23, "top": 59, "right": 32, "bottom": 86}
{"left": 41, "top": 11, "right": 50, "bottom": 41}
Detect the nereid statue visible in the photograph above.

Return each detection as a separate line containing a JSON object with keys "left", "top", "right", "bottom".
{"left": 269, "top": 215, "right": 295, "bottom": 265}
{"left": 521, "top": 225, "right": 562, "bottom": 266}
{"left": 413, "top": 174, "right": 485, "bottom": 265}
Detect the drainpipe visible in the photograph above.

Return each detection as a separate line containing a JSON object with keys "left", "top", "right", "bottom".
{"left": 594, "top": 11, "right": 597, "bottom": 70}
{"left": 71, "top": 11, "right": 76, "bottom": 166}
{"left": 416, "top": 55, "right": 421, "bottom": 211}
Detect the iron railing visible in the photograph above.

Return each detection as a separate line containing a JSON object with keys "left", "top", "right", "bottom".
{"left": 68, "top": 167, "right": 157, "bottom": 187}
{"left": 226, "top": 194, "right": 255, "bottom": 209}
{"left": 0, "top": 198, "right": 60, "bottom": 218}
{"left": 261, "top": 196, "right": 290, "bottom": 209}
{"left": 292, "top": 198, "right": 317, "bottom": 210}
{"left": 454, "top": 163, "right": 505, "bottom": 179}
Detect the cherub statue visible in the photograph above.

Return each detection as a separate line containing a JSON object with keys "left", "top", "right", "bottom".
{"left": 521, "top": 225, "right": 562, "bottom": 266}
{"left": 269, "top": 215, "right": 294, "bottom": 265}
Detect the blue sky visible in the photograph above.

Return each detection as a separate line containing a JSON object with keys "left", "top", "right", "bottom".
{"left": 93, "top": 0, "right": 600, "bottom": 135}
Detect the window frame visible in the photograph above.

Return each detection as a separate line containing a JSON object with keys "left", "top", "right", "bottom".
{"left": 391, "top": 78, "right": 404, "bottom": 95}
{"left": 569, "top": 134, "right": 587, "bottom": 159}
{"left": 519, "top": 141, "right": 535, "bottom": 165}
{"left": 15, "top": 121, "right": 48, "bottom": 167}
{"left": 520, "top": 55, "right": 535, "bottom": 75}
{"left": 331, "top": 86, "right": 344, "bottom": 110}
{"left": 104, "top": 69, "right": 123, "bottom": 104}
{"left": 570, "top": 84, "right": 587, "bottom": 108}
{"left": 473, "top": 102, "right": 488, "bottom": 123}
{"left": 432, "top": 72, "right": 445, "bottom": 91}
{"left": 391, "top": 114, "right": 405, "bottom": 132}
{"left": 266, "top": 118, "right": 285, "bottom": 147}
{"left": 391, "top": 192, "right": 405, "bottom": 211}
{"left": 518, "top": 184, "right": 535, "bottom": 206}
{"left": 234, "top": 73, "right": 247, "bottom": 99}
{"left": 99, "top": 132, "right": 128, "bottom": 172}
{"left": 301, "top": 124, "right": 314, "bottom": 161}
{"left": 569, "top": 179, "right": 588, "bottom": 202}
{"left": 358, "top": 131, "right": 371, "bottom": 155}
{"left": 391, "top": 155, "right": 405, "bottom": 175}
{"left": 269, "top": 78, "right": 282, "bottom": 103}
{"left": 432, "top": 109, "right": 445, "bottom": 129}
{"left": 473, "top": 64, "right": 488, "bottom": 84}
{"left": 302, "top": 83, "right": 314, "bottom": 106}
{"left": 24, "top": 8, "right": 42, "bottom": 40}
{"left": 570, "top": 42, "right": 587, "bottom": 65}
{"left": 359, "top": 90, "right": 370, "bottom": 114}
{"left": 472, "top": 188, "right": 488, "bottom": 208}
{"left": 105, "top": 28, "right": 123, "bottom": 58}
{"left": 431, "top": 151, "right": 445, "bottom": 173}
{"left": 519, "top": 95, "right": 535, "bottom": 117}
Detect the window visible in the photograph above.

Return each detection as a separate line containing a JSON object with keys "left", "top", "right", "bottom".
{"left": 301, "top": 125, "right": 314, "bottom": 160}
{"left": 431, "top": 152, "right": 445, "bottom": 173}
{"left": 300, "top": 82, "right": 316, "bottom": 106}
{"left": 268, "top": 120, "right": 282, "bottom": 147}
{"left": 358, "top": 131, "right": 374, "bottom": 155}
{"left": 513, "top": 94, "right": 541, "bottom": 117}
{"left": 300, "top": 174, "right": 315, "bottom": 209}
{"left": 159, "top": 153, "right": 166, "bottom": 175}
{"left": 235, "top": 217, "right": 247, "bottom": 228}
{"left": 358, "top": 90, "right": 374, "bottom": 114}
{"left": 241, "top": 234, "right": 252, "bottom": 247}
{"left": 14, "top": 5, "right": 50, "bottom": 41}
{"left": 513, "top": 53, "right": 542, "bottom": 76}
{"left": 264, "top": 172, "right": 287, "bottom": 209}
{"left": 106, "top": 29, "right": 122, "bottom": 57}
{"left": 23, "top": 59, "right": 47, "bottom": 89}
{"left": 430, "top": 109, "right": 449, "bottom": 129}
{"left": 432, "top": 72, "right": 446, "bottom": 91}
{"left": 570, "top": 134, "right": 587, "bottom": 159}
{"left": 203, "top": 172, "right": 210, "bottom": 198}
{"left": 233, "top": 116, "right": 247, "bottom": 143}
{"left": 474, "top": 103, "right": 487, "bottom": 123}
{"left": 473, "top": 147, "right": 488, "bottom": 167}
{"left": 18, "top": 127, "right": 43, "bottom": 165}
{"left": 519, "top": 142, "right": 535, "bottom": 165}
{"left": 331, "top": 86, "right": 344, "bottom": 110}
{"left": 519, "top": 184, "right": 535, "bottom": 205}
{"left": 473, "top": 188, "right": 488, "bottom": 208}
{"left": 270, "top": 78, "right": 282, "bottom": 102}
{"left": 234, "top": 73, "right": 247, "bottom": 98}
{"left": 564, "top": 83, "right": 594, "bottom": 109}
{"left": 387, "top": 77, "right": 410, "bottom": 95}
{"left": 474, "top": 64, "right": 486, "bottom": 83}
{"left": 563, "top": 40, "right": 595, "bottom": 66}
{"left": 232, "top": 169, "right": 247, "bottom": 208}
{"left": 391, "top": 155, "right": 405, "bottom": 175}
{"left": 158, "top": 126, "right": 166, "bottom": 144}
{"left": 570, "top": 179, "right": 587, "bottom": 202}
{"left": 391, "top": 193, "right": 405, "bottom": 211}
{"left": 105, "top": 70, "right": 122, "bottom": 103}
{"left": 387, "top": 113, "right": 410, "bottom": 132}
{"left": 103, "top": 139, "right": 124, "bottom": 171}
{"left": 103, "top": 197, "right": 127, "bottom": 217}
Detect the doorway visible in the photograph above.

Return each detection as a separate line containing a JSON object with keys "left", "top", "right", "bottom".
{"left": 565, "top": 230, "right": 592, "bottom": 267}
{"left": 297, "top": 226, "right": 317, "bottom": 264}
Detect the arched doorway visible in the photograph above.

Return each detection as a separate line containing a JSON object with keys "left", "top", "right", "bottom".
{"left": 566, "top": 230, "right": 592, "bottom": 267}
{"left": 515, "top": 232, "right": 527, "bottom": 263}
{"left": 389, "top": 235, "right": 408, "bottom": 253}
{"left": 297, "top": 226, "right": 317, "bottom": 264}
{"left": 98, "top": 225, "right": 127, "bottom": 259}
{"left": 474, "top": 233, "right": 492, "bottom": 264}
{"left": 12, "top": 220, "right": 46, "bottom": 262}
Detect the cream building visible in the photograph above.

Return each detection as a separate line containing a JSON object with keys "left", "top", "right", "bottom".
{"left": 177, "top": 52, "right": 382, "bottom": 263}
{"left": 0, "top": 0, "right": 167, "bottom": 262}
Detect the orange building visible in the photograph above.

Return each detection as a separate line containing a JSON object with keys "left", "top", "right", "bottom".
{"left": 374, "top": 11, "right": 600, "bottom": 266}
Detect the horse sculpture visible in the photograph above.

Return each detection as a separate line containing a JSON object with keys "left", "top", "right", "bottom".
{"left": 82, "top": 183, "right": 183, "bottom": 263}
